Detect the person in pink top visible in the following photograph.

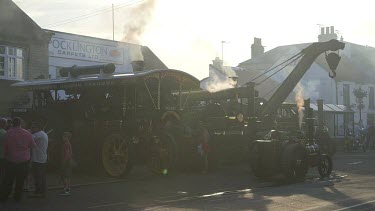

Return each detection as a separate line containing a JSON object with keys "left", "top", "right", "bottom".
{"left": 0, "top": 117, "right": 35, "bottom": 203}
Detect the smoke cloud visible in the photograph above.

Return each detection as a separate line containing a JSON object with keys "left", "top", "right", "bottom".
{"left": 200, "top": 65, "right": 237, "bottom": 93}
{"left": 201, "top": 74, "right": 236, "bottom": 93}
{"left": 295, "top": 82, "right": 304, "bottom": 129}
{"left": 122, "top": 0, "right": 156, "bottom": 44}
{"left": 129, "top": 44, "right": 144, "bottom": 61}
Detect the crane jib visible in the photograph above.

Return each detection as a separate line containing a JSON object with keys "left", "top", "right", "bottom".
{"left": 261, "top": 39, "right": 345, "bottom": 117}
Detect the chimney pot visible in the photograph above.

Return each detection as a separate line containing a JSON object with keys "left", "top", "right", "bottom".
{"left": 326, "top": 27, "right": 330, "bottom": 34}
{"left": 251, "top": 37, "right": 264, "bottom": 59}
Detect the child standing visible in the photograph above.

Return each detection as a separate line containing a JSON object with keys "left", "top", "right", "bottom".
{"left": 60, "top": 132, "right": 73, "bottom": 195}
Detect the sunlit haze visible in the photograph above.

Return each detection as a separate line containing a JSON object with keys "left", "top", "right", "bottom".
{"left": 14, "top": 0, "right": 375, "bottom": 79}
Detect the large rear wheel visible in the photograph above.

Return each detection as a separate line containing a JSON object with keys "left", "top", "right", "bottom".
{"left": 102, "top": 134, "right": 132, "bottom": 177}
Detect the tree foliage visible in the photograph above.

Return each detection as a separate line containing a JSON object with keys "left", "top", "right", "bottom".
{"left": 353, "top": 87, "right": 368, "bottom": 100}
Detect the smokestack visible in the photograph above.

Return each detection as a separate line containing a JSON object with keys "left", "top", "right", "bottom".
{"left": 251, "top": 37, "right": 264, "bottom": 59}
{"left": 129, "top": 45, "right": 145, "bottom": 72}
{"left": 321, "top": 27, "right": 325, "bottom": 35}
{"left": 246, "top": 82, "right": 255, "bottom": 118}
{"left": 330, "top": 26, "right": 334, "bottom": 34}
{"left": 304, "top": 98, "right": 315, "bottom": 144}
{"left": 131, "top": 61, "right": 145, "bottom": 72}
{"left": 317, "top": 99, "right": 324, "bottom": 127}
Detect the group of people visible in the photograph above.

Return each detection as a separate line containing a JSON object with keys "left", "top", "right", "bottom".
{"left": 0, "top": 117, "right": 74, "bottom": 203}
{"left": 347, "top": 122, "right": 375, "bottom": 149}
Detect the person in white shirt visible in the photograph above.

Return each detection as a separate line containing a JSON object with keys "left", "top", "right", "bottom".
{"left": 30, "top": 121, "right": 48, "bottom": 198}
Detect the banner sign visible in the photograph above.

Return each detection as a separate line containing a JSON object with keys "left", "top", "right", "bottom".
{"left": 49, "top": 37, "right": 124, "bottom": 64}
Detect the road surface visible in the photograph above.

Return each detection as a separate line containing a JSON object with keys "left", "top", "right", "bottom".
{"left": 2, "top": 151, "right": 375, "bottom": 211}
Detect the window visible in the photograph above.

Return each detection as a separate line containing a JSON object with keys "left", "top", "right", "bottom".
{"left": 343, "top": 84, "right": 350, "bottom": 106}
{"left": 55, "top": 67, "right": 63, "bottom": 78}
{"left": 369, "top": 87, "right": 374, "bottom": 109}
{"left": 0, "top": 45, "right": 24, "bottom": 80}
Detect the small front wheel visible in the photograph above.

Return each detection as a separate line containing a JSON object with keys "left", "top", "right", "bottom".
{"left": 318, "top": 155, "right": 332, "bottom": 178}
{"left": 147, "top": 133, "right": 177, "bottom": 175}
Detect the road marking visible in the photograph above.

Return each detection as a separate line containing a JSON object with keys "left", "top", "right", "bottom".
{"left": 333, "top": 199, "right": 375, "bottom": 211}
{"left": 88, "top": 188, "right": 252, "bottom": 209}
{"left": 88, "top": 201, "right": 130, "bottom": 209}
{"left": 348, "top": 161, "right": 364, "bottom": 165}
{"left": 48, "top": 179, "right": 127, "bottom": 190}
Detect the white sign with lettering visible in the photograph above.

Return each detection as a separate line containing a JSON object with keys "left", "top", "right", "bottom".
{"left": 49, "top": 37, "right": 124, "bottom": 65}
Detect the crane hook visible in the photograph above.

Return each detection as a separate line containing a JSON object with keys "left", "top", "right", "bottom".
{"left": 329, "top": 70, "right": 336, "bottom": 78}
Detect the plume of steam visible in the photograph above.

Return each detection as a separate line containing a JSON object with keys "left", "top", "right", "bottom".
{"left": 122, "top": 0, "right": 156, "bottom": 44}
{"left": 129, "top": 44, "right": 144, "bottom": 61}
{"left": 200, "top": 65, "right": 237, "bottom": 93}
{"left": 201, "top": 74, "right": 236, "bottom": 93}
{"left": 295, "top": 83, "right": 304, "bottom": 129}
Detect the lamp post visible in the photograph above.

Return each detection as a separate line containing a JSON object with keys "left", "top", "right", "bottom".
{"left": 353, "top": 86, "right": 368, "bottom": 126}
{"left": 221, "top": 41, "right": 228, "bottom": 61}
{"left": 112, "top": 4, "right": 115, "bottom": 40}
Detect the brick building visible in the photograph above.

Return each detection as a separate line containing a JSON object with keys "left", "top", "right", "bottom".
{"left": 0, "top": 0, "right": 51, "bottom": 115}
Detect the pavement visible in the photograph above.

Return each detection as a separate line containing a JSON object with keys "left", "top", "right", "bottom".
{"left": 41, "top": 165, "right": 157, "bottom": 191}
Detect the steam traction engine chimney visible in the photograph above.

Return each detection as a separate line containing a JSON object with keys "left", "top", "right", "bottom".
{"left": 247, "top": 82, "right": 256, "bottom": 118}
{"left": 130, "top": 45, "right": 145, "bottom": 72}
{"left": 317, "top": 99, "right": 324, "bottom": 128}
{"left": 131, "top": 61, "right": 145, "bottom": 72}
{"left": 304, "top": 98, "right": 315, "bottom": 144}
{"left": 246, "top": 81, "right": 257, "bottom": 137}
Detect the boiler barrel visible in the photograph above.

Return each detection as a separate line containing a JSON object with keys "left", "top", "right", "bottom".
{"left": 60, "top": 63, "right": 116, "bottom": 77}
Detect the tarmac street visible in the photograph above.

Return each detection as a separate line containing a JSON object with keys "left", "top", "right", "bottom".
{"left": 2, "top": 151, "right": 375, "bottom": 211}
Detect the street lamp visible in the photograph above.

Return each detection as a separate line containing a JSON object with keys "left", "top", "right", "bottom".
{"left": 221, "top": 41, "right": 229, "bottom": 61}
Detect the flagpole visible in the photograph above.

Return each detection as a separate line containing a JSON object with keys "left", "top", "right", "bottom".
{"left": 221, "top": 41, "right": 225, "bottom": 61}
{"left": 112, "top": 4, "right": 115, "bottom": 41}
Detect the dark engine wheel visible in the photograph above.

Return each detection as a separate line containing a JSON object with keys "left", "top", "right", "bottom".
{"left": 318, "top": 154, "right": 333, "bottom": 178}
{"left": 148, "top": 133, "right": 177, "bottom": 175}
{"left": 101, "top": 134, "right": 132, "bottom": 178}
{"left": 250, "top": 142, "right": 271, "bottom": 178}
{"left": 281, "top": 143, "right": 308, "bottom": 182}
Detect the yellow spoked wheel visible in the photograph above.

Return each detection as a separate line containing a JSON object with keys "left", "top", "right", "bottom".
{"left": 102, "top": 134, "right": 130, "bottom": 177}
{"left": 148, "top": 134, "right": 176, "bottom": 175}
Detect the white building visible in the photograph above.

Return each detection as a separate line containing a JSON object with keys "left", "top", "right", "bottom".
{"left": 236, "top": 27, "right": 375, "bottom": 136}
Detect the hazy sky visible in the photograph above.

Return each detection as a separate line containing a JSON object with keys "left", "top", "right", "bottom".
{"left": 14, "top": 0, "right": 375, "bottom": 79}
